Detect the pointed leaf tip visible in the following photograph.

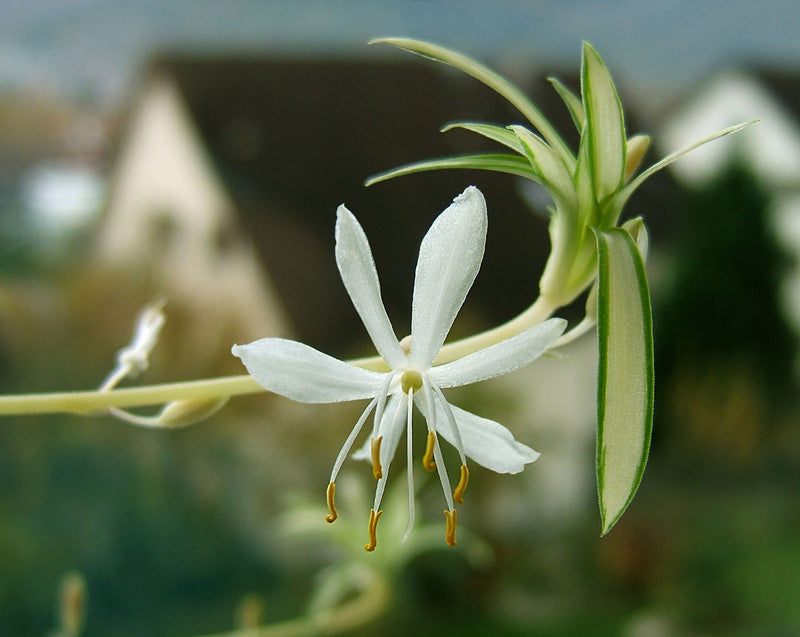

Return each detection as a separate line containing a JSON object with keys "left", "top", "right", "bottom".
{"left": 582, "top": 43, "right": 626, "bottom": 203}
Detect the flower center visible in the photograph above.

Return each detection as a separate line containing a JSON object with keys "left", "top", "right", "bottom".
{"left": 400, "top": 370, "right": 423, "bottom": 394}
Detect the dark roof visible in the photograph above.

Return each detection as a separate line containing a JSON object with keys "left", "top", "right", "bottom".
{"left": 752, "top": 69, "right": 800, "bottom": 116}
{"left": 142, "top": 54, "right": 673, "bottom": 354}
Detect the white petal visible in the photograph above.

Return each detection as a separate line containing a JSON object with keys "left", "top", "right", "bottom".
{"left": 335, "top": 205, "right": 406, "bottom": 368}
{"left": 410, "top": 186, "right": 487, "bottom": 368}
{"left": 429, "top": 318, "right": 567, "bottom": 388}
{"left": 352, "top": 392, "right": 406, "bottom": 468}
{"left": 232, "top": 338, "right": 386, "bottom": 403}
{"left": 431, "top": 401, "right": 539, "bottom": 474}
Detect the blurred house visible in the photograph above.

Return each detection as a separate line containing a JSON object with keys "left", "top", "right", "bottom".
{"left": 659, "top": 69, "right": 800, "bottom": 334}
{"left": 94, "top": 54, "right": 573, "bottom": 360}
{"left": 0, "top": 91, "right": 109, "bottom": 262}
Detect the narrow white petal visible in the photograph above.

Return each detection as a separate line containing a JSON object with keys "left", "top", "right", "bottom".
{"left": 433, "top": 402, "right": 540, "bottom": 474}
{"left": 429, "top": 318, "right": 567, "bottom": 388}
{"left": 232, "top": 338, "right": 385, "bottom": 403}
{"left": 410, "top": 186, "right": 487, "bottom": 368}
{"left": 335, "top": 205, "right": 406, "bottom": 367}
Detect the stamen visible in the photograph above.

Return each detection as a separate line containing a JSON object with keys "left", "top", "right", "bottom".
{"left": 325, "top": 482, "right": 337, "bottom": 523}
{"left": 444, "top": 509, "right": 457, "bottom": 546}
{"left": 422, "top": 431, "right": 437, "bottom": 471}
{"left": 364, "top": 508, "right": 383, "bottom": 552}
{"left": 431, "top": 384, "right": 467, "bottom": 467}
{"left": 454, "top": 464, "right": 469, "bottom": 503}
{"left": 370, "top": 436, "right": 383, "bottom": 479}
{"left": 403, "top": 388, "right": 416, "bottom": 542}
{"left": 421, "top": 382, "right": 455, "bottom": 514}
{"left": 371, "top": 373, "right": 395, "bottom": 440}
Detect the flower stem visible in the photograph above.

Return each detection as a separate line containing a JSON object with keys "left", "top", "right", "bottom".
{"left": 197, "top": 568, "right": 390, "bottom": 637}
{"left": 0, "top": 295, "right": 560, "bottom": 417}
{"left": 432, "top": 294, "right": 557, "bottom": 364}
{"left": 0, "top": 376, "right": 263, "bottom": 416}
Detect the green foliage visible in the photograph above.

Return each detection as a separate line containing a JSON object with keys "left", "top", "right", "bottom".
{"left": 657, "top": 160, "right": 797, "bottom": 402}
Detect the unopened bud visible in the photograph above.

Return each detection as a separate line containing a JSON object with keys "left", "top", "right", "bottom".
{"left": 624, "top": 134, "right": 650, "bottom": 182}
{"left": 154, "top": 397, "right": 229, "bottom": 428}
{"left": 108, "top": 397, "right": 228, "bottom": 428}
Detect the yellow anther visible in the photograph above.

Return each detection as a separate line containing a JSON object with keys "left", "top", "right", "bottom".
{"left": 364, "top": 508, "right": 383, "bottom": 552}
{"left": 325, "top": 482, "right": 337, "bottom": 523}
{"left": 454, "top": 464, "right": 469, "bottom": 504}
{"left": 444, "top": 509, "right": 457, "bottom": 547}
{"left": 400, "top": 370, "right": 423, "bottom": 394}
{"left": 370, "top": 436, "right": 383, "bottom": 479}
{"left": 422, "top": 431, "right": 437, "bottom": 471}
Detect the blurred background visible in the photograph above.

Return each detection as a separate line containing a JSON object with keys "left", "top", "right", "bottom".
{"left": 1, "top": 1, "right": 799, "bottom": 635}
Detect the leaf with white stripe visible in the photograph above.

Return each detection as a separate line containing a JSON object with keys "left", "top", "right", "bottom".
{"left": 595, "top": 227, "right": 653, "bottom": 535}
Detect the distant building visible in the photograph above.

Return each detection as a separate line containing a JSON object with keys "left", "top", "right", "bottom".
{"left": 94, "top": 54, "right": 621, "bottom": 357}
{"left": 659, "top": 68, "right": 800, "bottom": 333}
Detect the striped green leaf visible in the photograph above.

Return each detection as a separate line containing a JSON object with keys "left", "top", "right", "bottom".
{"left": 548, "top": 76, "right": 585, "bottom": 132}
{"left": 370, "top": 37, "right": 576, "bottom": 170}
{"left": 595, "top": 227, "right": 653, "bottom": 535}
{"left": 510, "top": 125, "right": 576, "bottom": 212}
{"left": 441, "top": 122, "right": 525, "bottom": 154}
{"left": 365, "top": 153, "right": 537, "bottom": 187}
{"left": 582, "top": 43, "right": 626, "bottom": 204}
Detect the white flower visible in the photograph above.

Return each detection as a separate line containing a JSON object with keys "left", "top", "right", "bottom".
{"left": 233, "top": 186, "right": 566, "bottom": 550}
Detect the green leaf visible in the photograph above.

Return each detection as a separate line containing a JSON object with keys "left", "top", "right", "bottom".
{"left": 371, "top": 37, "right": 576, "bottom": 170}
{"left": 441, "top": 121, "right": 525, "bottom": 154}
{"left": 616, "top": 120, "right": 758, "bottom": 210}
{"left": 620, "top": 216, "right": 649, "bottom": 262}
{"left": 548, "top": 76, "right": 585, "bottom": 132}
{"left": 365, "top": 153, "right": 538, "bottom": 187}
{"left": 582, "top": 42, "right": 626, "bottom": 203}
{"left": 510, "top": 125, "right": 576, "bottom": 212}
{"left": 595, "top": 227, "right": 653, "bottom": 535}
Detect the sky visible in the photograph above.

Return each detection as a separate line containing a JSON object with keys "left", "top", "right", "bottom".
{"left": 0, "top": 0, "right": 799, "bottom": 111}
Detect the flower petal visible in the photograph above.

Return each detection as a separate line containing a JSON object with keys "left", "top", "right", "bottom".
{"left": 352, "top": 392, "right": 406, "bottom": 469}
{"left": 410, "top": 186, "right": 487, "bottom": 367}
{"left": 335, "top": 205, "right": 406, "bottom": 368}
{"left": 429, "top": 401, "right": 539, "bottom": 474}
{"left": 429, "top": 318, "right": 566, "bottom": 388}
{"left": 232, "top": 338, "right": 386, "bottom": 403}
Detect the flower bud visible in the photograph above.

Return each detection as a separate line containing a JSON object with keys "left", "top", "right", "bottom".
{"left": 624, "top": 134, "right": 651, "bottom": 182}
{"left": 155, "top": 397, "right": 229, "bottom": 428}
